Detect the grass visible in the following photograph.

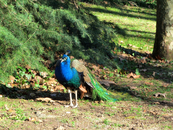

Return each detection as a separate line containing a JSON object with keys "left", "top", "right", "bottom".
{"left": 83, "top": 3, "right": 156, "bottom": 53}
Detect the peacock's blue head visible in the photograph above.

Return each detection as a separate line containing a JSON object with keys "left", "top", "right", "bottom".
{"left": 60, "top": 54, "right": 70, "bottom": 65}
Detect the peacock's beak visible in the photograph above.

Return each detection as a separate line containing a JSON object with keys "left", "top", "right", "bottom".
{"left": 61, "top": 58, "right": 65, "bottom": 63}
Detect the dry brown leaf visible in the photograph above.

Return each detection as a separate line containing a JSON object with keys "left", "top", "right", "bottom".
{"left": 145, "top": 82, "right": 154, "bottom": 85}
{"left": 127, "top": 72, "right": 140, "bottom": 79}
{"left": 130, "top": 86, "right": 138, "bottom": 90}
{"left": 153, "top": 102, "right": 160, "bottom": 105}
{"left": 97, "top": 78, "right": 116, "bottom": 87}
{"left": 8, "top": 109, "right": 16, "bottom": 113}
{"left": 155, "top": 55, "right": 162, "bottom": 60}
{"left": 40, "top": 72, "right": 48, "bottom": 78}
{"left": 91, "top": 65, "right": 100, "bottom": 71}
{"left": 9, "top": 75, "right": 15, "bottom": 83}
{"left": 34, "top": 76, "right": 44, "bottom": 85}
{"left": 31, "top": 70, "right": 37, "bottom": 75}
{"left": 55, "top": 126, "right": 65, "bottom": 130}
{"left": 52, "top": 85, "right": 65, "bottom": 92}
{"left": 4, "top": 104, "right": 9, "bottom": 111}
{"left": 35, "top": 97, "right": 55, "bottom": 103}
{"left": 25, "top": 65, "right": 31, "bottom": 70}
{"left": 46, "top": 78, "right": 57, "bottom": 86}
{"left": 69, "top": 56, "right": 74, "bottom": 59}
{"left": 140, "top": 58, "right": 146, "bottom": 64}
{"left": 149, "top": 111, "right": 157, "bottom": 115}
{"left": 127, "top": 72, "right": 133, "bottom": 78}
{"left": 133, "top": 75, "right": 140, "bottom": 79}
{"left": 163, "top": 83, "right": 169, "bottom": 88}
{"left": 27, "top": 117, "right": 37, "bottom": 122}
{"left": 148, "top": 54, "right": 153, "bottom": 59}
{"left": 26, "top": 117, "right": 43, "bottom": 122}
{"left": 153, "top": 92, "right": 166, "bottom": 98}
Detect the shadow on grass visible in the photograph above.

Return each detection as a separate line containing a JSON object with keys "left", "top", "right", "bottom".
{"left": 105, "top": 22, "right": 155, "bottom": 40}
{"left": 84, "top": 6, "right": 156, "bottom": 21}
{"left": 108, "top": 84, "right": 173, "bottom": 107}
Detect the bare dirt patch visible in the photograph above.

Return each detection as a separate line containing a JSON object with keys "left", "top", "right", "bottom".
{"left": 0, "top": 96, "right": 173, "bottom": 130}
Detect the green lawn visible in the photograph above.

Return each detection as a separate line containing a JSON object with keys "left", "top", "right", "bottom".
{"left": 83, "top": 3, "right": 156, "bottom": 53}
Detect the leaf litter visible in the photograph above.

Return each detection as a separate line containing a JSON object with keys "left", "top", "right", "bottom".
{"left": 0, "top": 52, "right": 173, "bottom": 129}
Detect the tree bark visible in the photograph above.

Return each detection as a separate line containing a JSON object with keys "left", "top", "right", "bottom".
{"left": 152, "top": 0, "right": 173, "bottom": 60}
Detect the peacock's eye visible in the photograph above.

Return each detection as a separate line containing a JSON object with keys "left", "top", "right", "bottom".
{"left": 64, "top": 57, "right": 67, "bottom": 60}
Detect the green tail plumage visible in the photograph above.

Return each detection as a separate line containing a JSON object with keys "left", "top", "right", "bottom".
{"left": 88, "top": 71, "right": 117, "bottom": 102}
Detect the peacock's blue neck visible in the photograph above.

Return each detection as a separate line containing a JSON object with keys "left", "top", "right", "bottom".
{"left": 55, "top": 55, "right": 73, "bottom": 82}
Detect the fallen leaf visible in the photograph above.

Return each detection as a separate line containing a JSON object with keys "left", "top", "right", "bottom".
{"left": 69, "top": 56, "right": 74, "bottom": 59}
{"left": 155, "top": 55, "right": 162, "bottom": 60}
{"left": 97, "top": 78, "right": 116, "bottom": 87}
{"left": 140, "top": 57, "right": 146, "bottom": 64}
{"left": 153, "top": 93, "right": 166, "bottom": 98}
{"left": 40, "top": 72, "right": 48, "bottom": 78}
{"left": 148, "top": 54, "right": 153, "bottom": 59}
{"left": 149, "top": 111, "right": 157, "bottom": 115}
{"left": 7, "top": 109, "right": 16, "bottom": 113}
{"left": 26, "top": 117, "right": 43, "bottom": 122}
{"left": 4, "top": 104, "right": 9, "bottom": 111}
{"left": 127, "top": 72, "right": 140, "bottom": 79}
{"left": 9, "top": 76, "right": 15, "bottom": 83}
{"left": 145, "top": 82, "right": 154, "bottom": 85}
{"left": 25, "top": 65, "right": 31, "bottom": 70}
{"left": 53, "top": 85, "right": 65, "bottom": 92}
{"left": 163, "top": 83, "right": 169, "bottom": 88}
{"left": 34, "top": 76, "right": 44, "bottom": 85}
{"left": 153, "top": 102, "right": 160, "bottom": 105}
{"left": 31, "top": 70, "right": 37, "bottom": 75}
{"left": 35, "top": 97, "right": 55, "bottom": 103}
{"left": 55, "top": 126, "right": 65, "bottom": 130}
{"left": 130, "top": 86, "right": 138, "bottom": 90}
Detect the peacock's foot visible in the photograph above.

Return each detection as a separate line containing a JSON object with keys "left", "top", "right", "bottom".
{"left": 64, "top": 104, "right": 78, "bottom": 108}
{"left": 72, "top": 104, "right": 78, "bottom": 108}
{"left": 64, "top": 104, "right": 73, "bottom": 108}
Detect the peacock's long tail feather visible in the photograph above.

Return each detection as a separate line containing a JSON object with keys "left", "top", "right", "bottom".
{"left": 88, "top": 70, "right": 117, "bottom": 102}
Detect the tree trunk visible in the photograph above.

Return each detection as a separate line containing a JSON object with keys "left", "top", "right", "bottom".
{"left": 152, "top": 0, "right": 173, "bottom": 60}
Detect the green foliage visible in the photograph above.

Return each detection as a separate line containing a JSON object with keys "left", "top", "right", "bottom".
{"left": 103, "top": 119, "right": 110, "bottom": 125}
{"left": 135, "top": 68, "right": 140, "bottom": 75}
{"left": 0, "top": 0, "right": 117, "bottom": 83}
{"left": 82, "top": 0, "right": 157, "bottom": 8}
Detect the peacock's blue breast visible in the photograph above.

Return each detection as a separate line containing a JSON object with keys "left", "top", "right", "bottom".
{"left": 55, "top": 65, "right": 81, "bottom": 89}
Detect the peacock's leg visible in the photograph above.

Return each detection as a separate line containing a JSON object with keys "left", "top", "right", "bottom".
{"left": 65, "top": 89, "right": 74, "bottom": 107}
{"left": 72, "top": 90, "right": 78, "bottom": 108}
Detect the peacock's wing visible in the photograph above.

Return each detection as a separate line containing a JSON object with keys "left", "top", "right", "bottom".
{"left": 71, "top": 59, "right": 94, "bottom": 88}
{"left": 71, "top": 59, "right": 117, "bottom": 102}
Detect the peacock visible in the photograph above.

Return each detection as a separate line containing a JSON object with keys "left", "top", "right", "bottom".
{"left": 55, "top": 51, "right": 117, "bottom": 108}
